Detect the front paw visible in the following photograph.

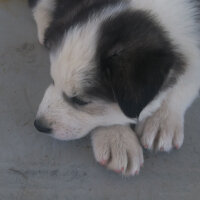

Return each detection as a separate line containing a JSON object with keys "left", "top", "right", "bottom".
{"left": 137, "top": 104, "right": 184, "bottom": 152}
{"left": 91, "top": 125, "right": 144, "bottom": 176}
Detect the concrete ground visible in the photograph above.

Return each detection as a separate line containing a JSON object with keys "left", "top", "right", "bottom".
{"left": 0, "top": 1, "right": 200, "bottom": 199}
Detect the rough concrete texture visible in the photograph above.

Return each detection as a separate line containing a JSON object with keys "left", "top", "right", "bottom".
{"left": 0, "top": 1, "right": 200, "bottom": 199}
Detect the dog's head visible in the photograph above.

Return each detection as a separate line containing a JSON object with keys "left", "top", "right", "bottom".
{"left": 34, "top": 10, "right": 183, "bottom": 140}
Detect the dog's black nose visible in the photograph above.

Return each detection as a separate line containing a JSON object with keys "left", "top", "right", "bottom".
{"left": 34, "top": 119, "right": 52, "bottom": 134}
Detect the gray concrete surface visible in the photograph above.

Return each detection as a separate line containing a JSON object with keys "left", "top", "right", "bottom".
{"left": 0, "top": 1, "right": 200, "bottom": 199}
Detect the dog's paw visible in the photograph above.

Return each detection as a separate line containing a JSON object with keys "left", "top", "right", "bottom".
{"left": 136, "top": 103, "right": 184, "bottom": 152}
{"left": 91, "top": 125, "right": 144, "bottom": 176}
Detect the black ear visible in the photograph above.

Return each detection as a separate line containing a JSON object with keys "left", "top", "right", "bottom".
{"left": 104, "top": 47, "right": 175, "bottom": 118}
{"left": 98, "top": 11, "right": 180, "bottom": 118}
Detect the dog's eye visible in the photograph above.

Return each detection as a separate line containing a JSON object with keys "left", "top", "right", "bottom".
{"left": 63, "top": 92, "right": 90, "bottom": 107}
{"left": 71, "top": 97, "right": 89, "bottom": 106}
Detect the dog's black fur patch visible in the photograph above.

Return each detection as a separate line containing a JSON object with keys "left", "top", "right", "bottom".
{"left": 28, "top": 0, "right": 39, "bottom": 8}
{"left": 44, "top": 0, "right": 121, "bottom": 49}
{"left": 90, "top": 10, "right": 185, "bottom": 118}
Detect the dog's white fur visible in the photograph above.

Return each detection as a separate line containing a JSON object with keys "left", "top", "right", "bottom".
{"left": 92, "top": 125, "right": 143, "bottom": 175}
{"left": 36, "top": 85, "right": 135, "bottom": 140}
{"left": 50, "top": 4, "right": 127, "bottom": 97}
{"left": 33, "top": 0, "right": 200, "bottom": 175}
{"left": 32, "top": 0, "right": 55, "bottom": 44}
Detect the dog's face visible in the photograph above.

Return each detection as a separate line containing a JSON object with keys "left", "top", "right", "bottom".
{"left": 36, "top": 84, "right": 134, "bottom": 140}
{"left": 35, "top": 11, "right": 181, "bottom": 140}
{"left": 35, "top": 20, "right": 135, "bottom": 140}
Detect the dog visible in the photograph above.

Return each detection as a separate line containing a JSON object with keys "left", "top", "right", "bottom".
{"left": 29, "top": 0, "right": 200, "bottom": 176}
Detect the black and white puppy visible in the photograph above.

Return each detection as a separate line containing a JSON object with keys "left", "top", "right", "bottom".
{"left": 30, "top": 0, "right": 200, "bottom": 175}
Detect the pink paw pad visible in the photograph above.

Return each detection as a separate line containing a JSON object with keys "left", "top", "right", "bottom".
{"left": 175, "top": 144, "right": 180, "bottom": 150}
{"left": 114, "top": 169, "right": 121, "bottom": 173}
{"left": 114, "top": 168, "right": 124, "bottom": 174}
{"left": 160, "top": 147, "right": 164, "bottom": 151}
{"left": 99, "top": 160, "right": 107, "bottom": 166}
{"left": 135, "top": 170, "right": 139, "bottom": 175}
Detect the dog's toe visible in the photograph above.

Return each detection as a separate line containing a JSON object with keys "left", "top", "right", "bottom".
{"left": 137, "top": 103, "right": 184, "bottom": 152}
{"left": 92, "top": 125, "right": 144, "bottom": 176}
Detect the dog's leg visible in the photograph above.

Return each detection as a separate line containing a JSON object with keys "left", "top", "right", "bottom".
{"left": 137, "top": 48, "right": 200, "bottom": 152}
{"left": 92, "top": 125, "right": 144, "bottom": 176}
{"left": 31, "top": 0, "right": 55, "bottom": 45}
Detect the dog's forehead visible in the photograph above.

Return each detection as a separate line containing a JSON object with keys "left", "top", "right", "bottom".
{"left": 50, "top": 23, "right": 98, "bottom": 96}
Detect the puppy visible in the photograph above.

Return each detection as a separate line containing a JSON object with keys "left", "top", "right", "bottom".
{"left": 29, "top": 0, "right": 200, "bottom": 175}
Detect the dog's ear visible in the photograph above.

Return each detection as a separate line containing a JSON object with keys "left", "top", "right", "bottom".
{"left": 103, "top": 47, "right": 174, "bottom": 118}
{"left": 98, "top": 11, "right": 178, "bottom": 118}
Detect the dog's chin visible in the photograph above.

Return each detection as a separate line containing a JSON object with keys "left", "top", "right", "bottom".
{"left": 50, "top": 130, "right": 90, "bottom": 141}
